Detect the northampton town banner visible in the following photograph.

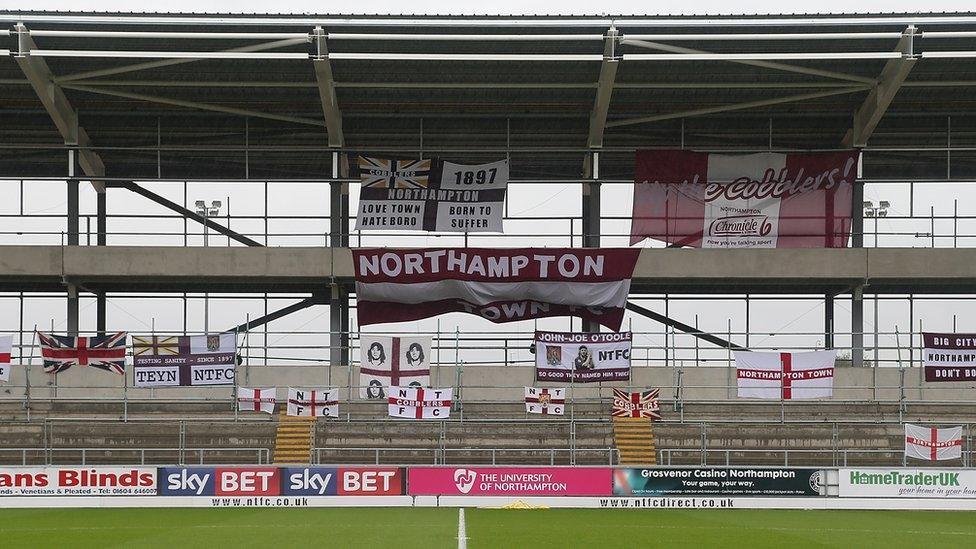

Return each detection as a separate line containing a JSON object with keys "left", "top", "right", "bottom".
{"left": 352, "top": 156, "right": 509, "bottom": 233}
{"left": 132, "top": 334, "right": 236, "bottom": 387}
{"left": 735, "top": 350, "right": 835, "bottom": 400}
{"left": 387, "top": 386, "right": 453, "bottom": 419}
{"left": 353, "top": 248, "right": 640, "bottom": 331}
{"left": 359, "top": 335, "right": 431, "bottom": 400}
{"left": 905, "top": 424, "right": 963, "bottom": 461}
{"left": 524, "top": 387, "right": 565, "bottom": 415}
{"left": 630, "top": 149, "right": 860, "bottom": 248}
{"left": 237, "top": 387, "right": 277, "bottom": 414}
{"left": 0, "top": 335, "right": 10, "bottom": 382}
{"left": 287, "top": 387, "right": 339, "bottom": 418}
{"left": 534, "top": 331, "right": 632, "bottom": 382}
{"left": 611, "top": 388, "right": 661, "bottom": 419}
{"left": 922, "top": 333, "right": 976, "bottom": 382}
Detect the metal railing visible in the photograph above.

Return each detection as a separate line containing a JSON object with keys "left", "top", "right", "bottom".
{"left": 0, "top": 446, "right": 270, "bottom": 466}
{"left": 657, "top": 448, "right": 975, "bottom": 468}
{"left": 313, "top": 446, "right": 617, "bottom": 466}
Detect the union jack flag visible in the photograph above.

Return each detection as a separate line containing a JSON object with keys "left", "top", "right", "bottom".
{"left": 37, "top": 331, "right": 127, "bottom": 375}
{"left": 611, "top": 388, "right": 661, "bottom": 420}
{"left": 356, "top": 156, "right": 431, "bottom": 189}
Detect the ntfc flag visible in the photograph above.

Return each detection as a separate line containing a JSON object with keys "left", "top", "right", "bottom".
{"left": 735, "top": 350, "right": 835, "bottom": 400}
{"left": 359, "top": 335, "right": 431, "bottom": 400}
{"left": 0, "top": 335, "right": 11, "bottom": 382}
{"left": 37, "top": 331, "right": 127, "bottom": 375}
{"left": 287, "top": 387, "right": 338, "bottom": 418}
{"left": 238, "top": 387, "right": 277, "bottom": 414}
{"left": 905, "top": 424, "right": 963, "bottom": 461}
{"left": 524, "top": 387, "right": 565, "bottom": 415}
{"left": 387, "top": 386, "right": 452, "bottom": 419}
{"left": 611, "top": 388, "right": 661, "bottom": 419}
{"left": 630, "top": 149, "right": 859, "bottom": 248}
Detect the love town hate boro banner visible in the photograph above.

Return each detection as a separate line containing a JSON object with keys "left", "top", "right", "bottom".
{"left": 353, "top": 248, "right": 641, "bottom": 331}
{"left": 630, "top": 149, "right": 860, "bottom": 248}
{"left": 353, "top": 156, "right": 509, "bottom": 233}
{"left": 359, "top": 335, "right": 431, "bottom": 400}
{"left": 534, "top": 331, "right": 632, "bottom": 382}
{"left": 922, "top": 333, "right": 976, "bottom": 382}
{"left": 735, "top": 350, "right": 835, "bottom": 400}
{"left": 613, "top": 468, "right": 822, "bottom": 497}
{"left": 407, "top": 467, "right": 612, "bottom": 496}
{"left": 132, "top": 334, "right": 237, "bottom": 387}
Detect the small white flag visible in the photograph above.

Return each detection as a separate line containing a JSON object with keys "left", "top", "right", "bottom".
{"left": 287, "top": 387, "right": 339, "bottom": 418}
{"left": 905, "top": 423, "right": 963, "bottom": 461}
{"left": 387, "top": 386, "right": 452, "bottom": 419}
{"left": 237, "top": 387, "right": 276, "bottom": 414}
{"left": 524, "top": 386, "right": 565, "bottom": 415}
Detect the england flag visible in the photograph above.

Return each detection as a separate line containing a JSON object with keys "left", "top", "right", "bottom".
{"left": 287, "top": 387, "right": 338, "bottom": 418}
{"left": 735, "top": 350, "right": 835, "bottom": 400}
{"left": 0, "top": 335, "right": 11, "bottom": 382}
{"left": 237, "top": 387, "right": 277, "bottom": 414}
{"left": 905, "top": 424, "right": 963, "bottom": 461}
{"left": 524, "top": 387, "right": 565, "bottom": 415}
{"left": 387, "top": 386, "right": 452, "bottom": 420}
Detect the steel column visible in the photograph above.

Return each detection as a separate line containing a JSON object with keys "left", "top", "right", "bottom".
{"left": 852, "top": 286, "right": 864, "bottom": 367}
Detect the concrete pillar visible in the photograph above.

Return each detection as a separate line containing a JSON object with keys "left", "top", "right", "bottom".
{"left": 67, "top": 150, "right": 79, "bottom": 246}
{"left": 852, "top": 286, "right": 864, "bottom": 367}
{"left": 329, "top": 285, "right": 349, "bottom": 367}
{"left": 582, "top": 151, "right": 601, "bottom": 333}
{"left": 824, "top": 294, "right": 834, "bottom": 349}
{"left": 852, "top": 178, "right": 864, "bottom": 248}
{"left": 329, "top": 152, "right": 351, "bottom": 365}
{"left": 67, "top": 283, "right": 79, "bottom": 336}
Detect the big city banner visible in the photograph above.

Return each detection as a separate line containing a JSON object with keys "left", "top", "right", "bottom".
{"left": 630, "top": 150, "right": 859, "bottom": 248}
{"left": 0, "top": 335, "right": 10, "bottom": 382}
{"left": 157, "top": 467, "right": 405, "bottom": 496}
{"left": 840, "top": 468, "right": 976, "bottom": 498}
{"left": 534, "top": 331, "right": 632, "bottom": 382}
{"left": 407, "top": 467, "right": 612, "bottom": 496}
{"left": 353, "top": 248, "right": 641, "bottom": 331}
{"left": 612, "top": 468, "right": 822, "bottom": 497}
{"left": 353, "top": 156, "right": 509, "bottom": 233}
{"left": 132, "top": 334, "right": 236, "bottom": 387}
{"left": 735, "top": 350, "right": 835, "bottom": 400}
{"left": 0, "top": 467, "right": 157, "bottom": 496}
{"left": 922, "top": 332, "right": 976, "bottom": 382}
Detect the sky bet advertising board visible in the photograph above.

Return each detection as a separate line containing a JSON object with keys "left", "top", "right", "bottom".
{"left": 157, "top": 467, "right": 404, "bottom": 496}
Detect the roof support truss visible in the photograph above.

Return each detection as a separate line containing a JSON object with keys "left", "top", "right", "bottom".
{"left": 312, "top": 27, "right": 345, "bottom": 148}
{"left": 587, "top": 28, "right": 618, "bottom": 148}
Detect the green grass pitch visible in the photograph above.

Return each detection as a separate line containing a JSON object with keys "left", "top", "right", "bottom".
{"left": 2, "top": 508, "right": 975, "bottom": 548}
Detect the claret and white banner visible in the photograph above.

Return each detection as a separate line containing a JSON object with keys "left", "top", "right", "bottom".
{"left": 905, "top": 424, "right": 963, "bottom": 461}
{"left": 630, "top": 149, "right": 860, "bottom": 248}
{"left": 353, "top": 156, "right": 509, "bottom": 233}
{"left": 132, "top": 334, "right": 236, "bottom": 387}
{"left": 534, "top": 331, "right": 632, "bottom": 382}
{"left": 387, "top": 386, "right": 453, "bottom": 419}
{"left": 353, "top": 248, "right": 641, "bottom": 330}
{"left": 922, "top": 332, "right": 976, "bottom": 382}
{"left": 735, "top": 350, "right": 835, "bottom": 400}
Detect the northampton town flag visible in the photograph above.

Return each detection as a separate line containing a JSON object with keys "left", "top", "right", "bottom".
{"left": 287, "top": 387, "right": 339, "bottom": 418}
{"left": 132, "top": 333, "right": 236, "bottom": 387}
{"left": 905, "top": 424, "right": 963, "bottom": 461}
{"left": 359, "top": 335, "right": 431, "bottom": 400}
{"left": 611, "top": 388, "right": 662, "bottom": 419}
{"left": 524, "top": 387, "right": 565, "bottom": 415}
{"left": 37, "top": 331, "right": 127, "bottom": 375}
{"left": 0, "top": 335, "right": 11, "bottom": 382}
{"left": 387, "top": 386, "right": 453, "bottom": 419}
{"left": 237, "top": 387, "right": 277, "bottom": 414}
{"left": 735, "top": 350, "right": 835, "bottom": 400}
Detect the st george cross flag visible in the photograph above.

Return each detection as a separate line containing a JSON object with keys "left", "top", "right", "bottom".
{"left": 287, "top": 387, "right": 339, "bottom": 418}
{"left": 237, "top": 387, "right": 277, "bottom": 414}
{"left": 387, "top": 386, "right": 452, "bottom": 420}
{"left": 630, "top": 149, "right": 859, "bottom": 248}
{"left": 735, "top": 350, "right": 835, "bottom": 400}
{"left": 524, "top": 387, "right": 565, "bottom": 415}
{"left": 37, "top": 332, "right": 127, "bottom": 375}
{"left": 359, "top": 335, "right": 431, "bottom": 400}
{"left": 0, "top": 335, "right": 11, "bottom": 382}
{"left": 905, "top": 424, "right": 963, "bottom": 461}
{"left": 611, "top": 388, "right": 662, "bottom": 419}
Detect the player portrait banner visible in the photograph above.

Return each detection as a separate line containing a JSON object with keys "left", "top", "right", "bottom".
{"left": 131, "top": 334, "right": 236, "bottom": 387}
{"left": 535, "top": 331, "right": 631, "bottom": 382}
{"left": 354, "top": 248, "right": 640, "bottom": 331}
{"left": 37, "top": 331, "right": 127, "bottom": 375}
{"left": 735, "top": 350, "right": 835, "bottom": 400}
{"left": 237, "top": 387, "right": 277, "bottom": 414}
{"left": 387, "top": 386, "right": 452, "bottom": 419}
{"left": 353, "top": 156, "right": 509, "bottom": 233}
{"left": 922, "top": 332, "right": 976, "bottom": 382}
{"left": 630, "top": 149, "right": 860, "bottom": 248}
{"left": 905, "top": 424, "right": 963, "bottom": 461}
{"left": 524, "top": 387, "right": 565, "bottom": 415}
{"left": 612, "top": 388, "right": 661, "bottom": 419}
{"left": 359, "top": 335, "right": 431, "bottom": 400}
{"left": 0, "top": 335, "right": 11, "bottom": 382}
{"left": 287, "top": 387, "right": 339, "bottom": 418}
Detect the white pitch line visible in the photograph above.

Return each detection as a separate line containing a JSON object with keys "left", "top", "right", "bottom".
{"left": 457, "top": 507, "right": 468, "bottom": 549}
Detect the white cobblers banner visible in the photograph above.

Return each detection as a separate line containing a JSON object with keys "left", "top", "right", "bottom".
{"left": 735, "top": 350, "right": 835, "bottom": 400}
{"left": 387, "top": 386, "right": 453, "bottom": 419}
{"left": 353, "top": 248, "right": 641, "bottom": 331}
{"left": 922, "top": 332, "right": 976, "bottom": 382}
{"left": 630, "top": 149, "right": 859, "bottom": 248}
{"left": 524, "top": 387, "right": 565, "bottom": 415}
{"left": 0, "top": 467, "right": 157, "bottom": 496}
{"left": 359, "top": 335, "right": 431, "bottom": 400}
{"left": 287, "top": 387, "right": 339, "bottom": 418}
{"left": 353, "top": 156, "right": 509, "bottom": 233}
{"left": 0, "top": 335, "right": 11, "bottom": 382}
{"left": 534, "top": 331, "right": 632, "bottom": 382}
{"left": 237, "top": 387, "right": 277, "bottom": 414}
{"left": 840, "top": 469, "right": 976, "bottom": 498}
{"left": 905, "top": 424, "right": 963, "bottom": 461}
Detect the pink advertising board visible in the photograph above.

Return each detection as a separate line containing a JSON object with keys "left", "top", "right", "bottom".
{"left": 407, "top": 467, "right": 612, "bottom": 496}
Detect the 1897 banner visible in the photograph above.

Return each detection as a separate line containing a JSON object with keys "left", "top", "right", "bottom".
{"left": 922, "top": 332, "right": 976, "bottom": 382}
{"left": 353, "top": 156, "right": 509, "bottom": 233}
{"left": 613, "top": 468, "right": 822, "bottom": 497}
{"left": 535, "top": 331, "right": 632, "bottom": 382}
